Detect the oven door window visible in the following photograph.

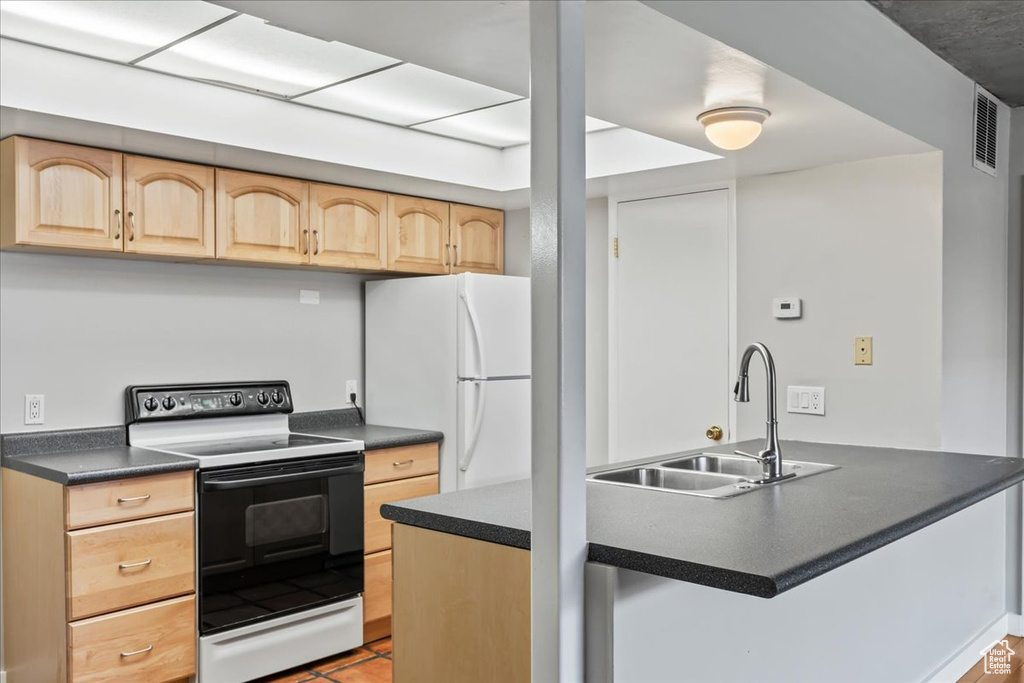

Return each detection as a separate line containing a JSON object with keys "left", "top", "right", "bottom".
{"left": 199, "top": 455, "right": 364, "bottom": 635}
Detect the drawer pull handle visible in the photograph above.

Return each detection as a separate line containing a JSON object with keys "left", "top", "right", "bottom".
{"left": 120, "top": 645, "right": 153, "bottom": 658}
{"left": 393, "top": 459, "right": 415, "bottom": 467}
{"left": 117, "top": 494, "right": 151, "bottom": 504}
{"left": 119, "top": 558, "right": 152, "bottom": 570}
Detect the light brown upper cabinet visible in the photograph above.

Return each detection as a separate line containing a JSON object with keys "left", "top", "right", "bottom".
{"left": 1, "top": 136, "right": 123, "bottom": 251}
{"left": 216, "top": 169, "right": 309, "bottom": 265}
{"left": 311, "top": 184, "right": 387, "bottom": 269}
{"left": 125, "top": 155, "right": 215, "bottom": 259}
{"left": 450, "top": 204, "right": 504, "bottom": 275}
{"left": 387, "top": 195, "right": 450, "bottom": 274}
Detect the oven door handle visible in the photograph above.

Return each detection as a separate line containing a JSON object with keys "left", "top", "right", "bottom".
{"left": 202, "top": 462, "right": 362, "bottom": 491}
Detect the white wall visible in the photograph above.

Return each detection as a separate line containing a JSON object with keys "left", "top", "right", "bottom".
{"left": 643, "top": 0, "right": 1012, "bottom": 457}
{"left": 612, "top": 493, "right": 1007, "bottom": 682}
{"left": 503, "top": 198, "right": 610, "bottom": 467}
{"left": 735, "top": 153, "right": 943, "bottom": 449}
{"left": 0, "top": 253, "right": 367, "bottom": 432}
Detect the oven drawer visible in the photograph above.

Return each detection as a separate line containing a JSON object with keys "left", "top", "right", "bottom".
{"left": 364, "top": 474, "right": 438, "bottom": 554}
{"left": 364, "top": 443, "right": 439, "bottom": 484}
{"left": 68, "top": 594, "right": 196, "bottom": 683}
{"left": 67, "top": 511, "right": 195, "bottom": 620}
{"left": 66, "top": 470, "right": 195, "bottom": 530}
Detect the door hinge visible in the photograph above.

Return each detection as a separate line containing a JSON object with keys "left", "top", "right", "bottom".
{"left": 613, "top": 237, "right": 619, "bottom": 258}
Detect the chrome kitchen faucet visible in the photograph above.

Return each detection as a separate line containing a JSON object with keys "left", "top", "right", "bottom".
{"left": 730, "top": 342, "right": 794, "bottom": 484}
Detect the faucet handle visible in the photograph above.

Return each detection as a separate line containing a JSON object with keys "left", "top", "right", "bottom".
{"left": 734, "top": 450, "right": 769, "bottom": 464}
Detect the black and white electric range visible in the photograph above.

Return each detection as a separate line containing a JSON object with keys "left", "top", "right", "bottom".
{"left": 126, "top": 381, "right": 365, "bottom": 683}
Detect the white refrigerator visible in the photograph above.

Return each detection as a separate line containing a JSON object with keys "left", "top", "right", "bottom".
{"left": 365, "top": 273, "right": 531, "bottom": 492}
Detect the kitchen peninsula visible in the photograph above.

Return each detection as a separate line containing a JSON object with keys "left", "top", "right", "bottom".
{"left": 383, "top": 439, "right": 1024, "bottom": 682}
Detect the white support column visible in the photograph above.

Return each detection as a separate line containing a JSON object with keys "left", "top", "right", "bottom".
{"left": 529, "top": 1, "right": 588, "bottom": 682}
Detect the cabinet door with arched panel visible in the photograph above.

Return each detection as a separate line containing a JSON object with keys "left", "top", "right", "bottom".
{"left": 387, "top": 195, "right": 450, "bottom": 274}
{"left": 450, "top": 204, "right": 504, "bottom": 275}
{"left": 310, "top": 184, "right": 387, "bottom": 269}
{"left": 125, "top": 156, "right": 215, "bottom": 258}
{"left": 1, "top": 137, "right": 123, "bottom": 251}
{"left": 215, "top": 169, "right": 308, "bottom": 265}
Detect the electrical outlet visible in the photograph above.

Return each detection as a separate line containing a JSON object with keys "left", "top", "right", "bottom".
{"left": 24, "top": 394, "right": 44, "bottom": 424}
{"left": 855, "top": 336, "right": 873, "bottom": 365}
{"left": 346, "top": 380, "right": 358, "bottom": 404}
{"left": 787, "top": 386, "right": 825, "bottom": 416}
{"left": 299, "top": 289, "right": 320, "bottom": 305}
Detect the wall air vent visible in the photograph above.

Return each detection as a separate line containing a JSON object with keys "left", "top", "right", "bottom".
{"left": 973, "top": 84, "right": 998, "bottom": 177}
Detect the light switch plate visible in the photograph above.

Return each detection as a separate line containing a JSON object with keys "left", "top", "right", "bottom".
{"left": 300, "top": 289, "right": 320, "bottom": 305}
{"left": 787, "top": 386, "right": 825, "bottom": 415}
{"left": 855, "top": 336, "right": 873, "bottom": 365}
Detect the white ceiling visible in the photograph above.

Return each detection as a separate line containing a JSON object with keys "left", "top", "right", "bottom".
{"left": 0, "top": 0, "right": 932, "bottom": 198}
{"left": 214, "top": 0, "right": 933, "bottom": 177}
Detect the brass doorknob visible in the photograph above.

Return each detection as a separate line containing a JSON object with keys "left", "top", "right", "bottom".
{"left": 706, "top": 425, "right": 723, "bottom": 441}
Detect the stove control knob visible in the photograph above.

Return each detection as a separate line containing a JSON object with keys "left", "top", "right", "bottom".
{"left": 162, "top": 396, "right": 176, "bottom": 411}
{"left": 143, "top": 397, "right": 158, "bottom": 412}
{"left": 230, "top": 393, "right": 243, "bottom": 407}
{"left": 257, "top": 391, "right": 270, "bottom": 406}
{"left": 271, "top": 390, "right": 283, "bottom": 404}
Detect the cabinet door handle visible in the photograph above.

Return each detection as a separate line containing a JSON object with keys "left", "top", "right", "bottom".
{"left": 128, "top": 211, "right": 136, "bottom": 242}
{"left": 117, "top": 494, "right": 151, "bottom": 504}
{"left": 444, "top": 244, "right": 450, "bottom": 266}
{"left": 303, "top": 229, "right": 310, "bottom": 255}
{"left": 393, "top": 459, "right": 415, "bottom": 467}
{"left": 114, "top": 209, "right": 122, "bottom": 240}
{"left": 118, "top": 558, "right": 152, "bottom": 570}
{"left": 120, "top": 645, "right": 153, "bottom": 658}
{"left": 452, "top": 243, "right": 458, "bottom": 266}
{"left": 313, "top": 230, "right": 320, "bottom": 255}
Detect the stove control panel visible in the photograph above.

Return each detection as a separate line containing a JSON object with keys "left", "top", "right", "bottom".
{"left": 126, "top": 381, "right": 293, "bottom": 423}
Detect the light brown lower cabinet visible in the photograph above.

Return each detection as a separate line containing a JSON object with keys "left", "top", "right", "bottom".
{"left": 361, "top": 442, "right": 440, "bottom": 644}
{"left": 68, "top": 595, "right": 196, "bottom": 683}
{"left": 392, "top": 524, "right": 530, "bottom": 683}
{"left": 1, "top": 468, "right": 197, "bottom": 683}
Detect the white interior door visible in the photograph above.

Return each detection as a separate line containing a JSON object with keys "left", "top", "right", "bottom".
{"left": 613, "top": 189, "right": 731, "bottom": 462}
{"left": 457, "top": 378, "right": 531, "bottom": 489}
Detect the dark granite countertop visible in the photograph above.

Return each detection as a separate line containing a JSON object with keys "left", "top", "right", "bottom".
{"left": 1, "top": 409, "right": 442, "bottom": 485}
{"left": 290, "top": 409, "right": 443, "bottom": 451}
{"left": 382, "top": 439, "right": 1024, "bottom": 598}
{"left": 3, "top": 445, "right": 198, "bottom": 485}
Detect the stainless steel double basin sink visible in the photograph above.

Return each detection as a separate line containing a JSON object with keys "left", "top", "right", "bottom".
{"left": 589, "top": 452, "right": 838, "bottom": 499}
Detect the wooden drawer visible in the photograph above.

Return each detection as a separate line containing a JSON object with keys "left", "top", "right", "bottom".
{"left": 363, "top": 549, "right": 392, "bottom": 643}
{"left": 67, "top": 512, "right": 195, "bottom": 620}
{"left": 66, "top": 471, "right": 194, "bottom": 530}
{"left": 364, "top": 474, "right": 438, "bottom": 554}
{"left": 364, "top": 443, "right": 439, "bottom": 485}
{"left": 68, "top": 594, "right": 196, "bottom": 683}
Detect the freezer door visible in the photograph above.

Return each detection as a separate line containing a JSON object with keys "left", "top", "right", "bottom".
{"left": 457, "top": 378, "right": 531, "bottom": 490}
{"left": 458, "top": 274, "right": 530, "bottom": 379}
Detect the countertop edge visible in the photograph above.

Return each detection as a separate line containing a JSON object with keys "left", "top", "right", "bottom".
{"left": 772, "top": 466, "right": 1024, "bottom": 594}
{"left": 1, "top": 451, "right": 198, "bottom": 486}
{"left": 381, "top": 503, "right": 532, "bottom": 551}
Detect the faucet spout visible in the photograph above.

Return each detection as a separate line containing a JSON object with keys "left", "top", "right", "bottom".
{"left": 734, "top": 342, "right": 784, "bottom": 482}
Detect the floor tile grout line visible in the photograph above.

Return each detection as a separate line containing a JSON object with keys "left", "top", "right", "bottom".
{"left": 317, "top": 651, "right": 384, "bottom": 676}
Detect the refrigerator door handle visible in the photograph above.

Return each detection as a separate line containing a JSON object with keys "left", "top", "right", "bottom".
{"left": 460, "top": 287, "right": 488, "bottom": 380}
{"left": 459, "top": 379, "right": 487, "bottom": 472}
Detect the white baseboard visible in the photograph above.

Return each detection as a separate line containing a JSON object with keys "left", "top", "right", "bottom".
{"left": 925, "top": 613, "right": 1022, "bottom": 682}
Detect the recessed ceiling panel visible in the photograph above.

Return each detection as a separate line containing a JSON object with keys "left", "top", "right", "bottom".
{"left": 0, "top": 0, "right": 234, "bottom": 62}
{"left": 139, "top": 13, "right": 400, "bottom": 97}
{"left": 295, "top": 63, "right": 519, "bottom": 126}
{"left": 415, "top": 98, "right": 617, "bottom": 147}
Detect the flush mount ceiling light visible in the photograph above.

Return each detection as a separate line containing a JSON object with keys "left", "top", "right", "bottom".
{"left": 696, "top": 106, "right": 771, "bottom": 151}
